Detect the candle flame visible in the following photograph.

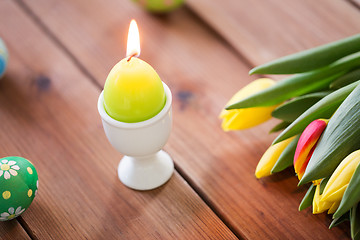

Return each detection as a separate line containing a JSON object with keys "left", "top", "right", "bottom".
{"left": 126, "top": 20, "right": 140, "bottom": 59}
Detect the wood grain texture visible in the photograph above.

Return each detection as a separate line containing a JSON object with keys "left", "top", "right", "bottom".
{"left": 0, "top": 220, "right": 30, "bottom": 240}
{"left": 186, "top": 0, "right": 360, "bottom": 68}
{"left": 19, "top": 0, "right": 353, "bottom": 239}
{"left": 0, "top": 1, "right": 237, "bottom": 239}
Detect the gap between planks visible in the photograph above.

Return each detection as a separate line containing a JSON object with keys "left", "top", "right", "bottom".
{"left": 174, "top": 163, "right": 245, "bottom": 240}
{"left": 182, "top": 3, "right": 272, "bottom": 85}
{"left": 17, "top": 216, "right": 39, "bottom": 240}
{"left": 347, "top": 0, "right": 360, "bottom": 10}
{"left": 14, "top": 0, "right": 101, "bottom": 90}
{"left": 183, "top": 4, "right": 255, "bottom": 72}
{"left": 12, "top": 0, "right": 244, "bottom": 239}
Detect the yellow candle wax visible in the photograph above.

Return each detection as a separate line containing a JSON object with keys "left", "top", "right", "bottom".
{"left": 103, "top": 57, "right": 166, "bottom": 123}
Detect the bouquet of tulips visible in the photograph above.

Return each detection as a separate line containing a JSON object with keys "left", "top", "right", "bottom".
{"left": 220, "top": 34, "right": 360, "bottom": 239}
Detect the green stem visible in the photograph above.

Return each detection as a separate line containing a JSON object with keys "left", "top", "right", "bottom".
{"left": 250, "top": 34, "right": 360, "bottom": 74}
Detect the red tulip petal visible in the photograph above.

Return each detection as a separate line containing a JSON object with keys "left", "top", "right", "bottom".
{"left": 294, "top": 119, "right": 328, "bottom": 180}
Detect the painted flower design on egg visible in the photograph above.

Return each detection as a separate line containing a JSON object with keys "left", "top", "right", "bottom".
{"left": 0, "top": 159, "right": 20, "bottom": 180}
{"left": 0, "top": 207, "right": 25, "bottom": 221}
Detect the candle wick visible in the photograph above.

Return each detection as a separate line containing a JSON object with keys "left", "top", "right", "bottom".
{"left": 127, "top": 53, "right": 137, "bottom": 62}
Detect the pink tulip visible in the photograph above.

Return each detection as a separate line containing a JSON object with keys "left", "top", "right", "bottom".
{"left": 294, "top": 119, "right": 328, "bottom": 180}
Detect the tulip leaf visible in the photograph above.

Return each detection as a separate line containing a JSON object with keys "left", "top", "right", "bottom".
{"left": 271, "top": 135, "right": 299, "bottom": 173}
{"left": 272, "top": 91, "right": 330, "bottom": 122}
{"left": 300, "top": 83, "right": 360, "bottom": 184}
{"left": 269, "top": 121, "right": 291, "bottom": 133}
{"left": 227, "top": 52, "right": 360, "bottom": 110}
{"left": 334, "top": 164, "right": 360, "bottom": 219}
{"left": 273, "top": 80, "right": 360, "bottom": 144}
{"left": 298, "top": 184, "right": 316, "bottom": 211}
{"left": 319, "top": 177, "right": 330, "bottom": 195}
{"left": 329, "top": 212, "right": 349, "bottom": 229}
{"left": 355, "top": 232, "right": 360, "bottom": 240}
{"left": 330, "top": 68, "right": 360, "bottom": 89}
{"left": 350, "top": 203, "right": 360, "bottom": 240}
{"left": 249, "top": 34, "right": 360, "bottom": 75}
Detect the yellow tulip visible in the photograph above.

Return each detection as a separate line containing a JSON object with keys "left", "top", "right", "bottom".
{"left": 313, "top": 184, "right": 340, "bottom": 214}
{"left": 321, "top": 150, "right": 360, "bottom": 203}
{"left": 255, "top": 136, "right": 295, "bottom": 178}
{"left": 220, "top": 78, "right": 278, "bottom": 131}
{"left": 312, "top": 150, "right": 360, "bottom": 215}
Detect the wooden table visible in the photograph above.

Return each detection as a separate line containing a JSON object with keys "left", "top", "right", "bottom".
{"left": 0, "top": 0, "right": 359, "bottom": 239}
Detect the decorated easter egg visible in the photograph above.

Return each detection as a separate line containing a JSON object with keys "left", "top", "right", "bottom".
{"left": 0, "top": 157, "right": 38, "bottom": 221}
{"left": 132, "top": 0, "right": 184, "bottom": 13}
{"left": 0, "top": 38, "right": 8, "bottom": 78}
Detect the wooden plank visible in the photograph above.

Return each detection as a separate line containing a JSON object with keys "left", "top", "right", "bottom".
{"left": 18, "top": 0, "right": 352, "bottom": 239}
{"left": 0, "top": 2, "right": 237, "bottom": 239}
{"left": 186, "top": 0, "right": 360, "bottom": 68}
{"left": 0, "top": 221, "right": 30, "bottom": 240}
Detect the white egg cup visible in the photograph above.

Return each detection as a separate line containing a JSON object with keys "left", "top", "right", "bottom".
{"left": 97, "top": 82, "right": 174, "bottom": 191}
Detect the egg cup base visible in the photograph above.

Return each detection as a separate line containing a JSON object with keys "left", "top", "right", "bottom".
{"left": 118, "top": 150, "right": 174, "bottom": 190}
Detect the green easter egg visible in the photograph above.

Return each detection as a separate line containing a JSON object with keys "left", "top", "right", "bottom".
{"left": 132, "top": 0, "right": 184, "bottom": 13}
{"left": 0, "top": 157, "right": 38, "bottom": 221}
{"left": 0, "top": 38, "right": 8, "bottom": 78}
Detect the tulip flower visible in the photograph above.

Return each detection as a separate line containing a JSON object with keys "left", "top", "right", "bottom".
{"left": 255, "top": 136, "right": 295, "bottom": 178}
{"left": 220, "top": 78, "right": 278, "bottom": 131}
{"left": 321, "top": 150, "right": 360, "bottom": 203}
{"left": 313, "top": 183, "right": 340, "bottom": 214}
{"left": 334, "top": 163, "right": 360, "bottom": 219}
{"left": 294, "top": 119, "right": 328, "bottom": 180}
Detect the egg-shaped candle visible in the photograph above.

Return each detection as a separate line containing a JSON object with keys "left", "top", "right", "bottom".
{"left": 103, "top": 20, "right": 166, "bottom": 123}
